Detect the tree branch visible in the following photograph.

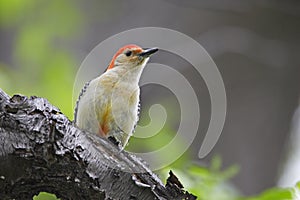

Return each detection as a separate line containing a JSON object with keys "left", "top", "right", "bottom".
{"left": 0, "top": 89, "right": 196, "bottom": 200}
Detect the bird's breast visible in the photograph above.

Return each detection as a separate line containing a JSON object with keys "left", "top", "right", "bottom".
{"left": 95, "top": 76, "right": 140, "bottom": 135}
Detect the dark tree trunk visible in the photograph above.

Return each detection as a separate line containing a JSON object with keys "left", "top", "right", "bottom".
{"left": 0, "top": 89, "right": 196, "bottom": 200}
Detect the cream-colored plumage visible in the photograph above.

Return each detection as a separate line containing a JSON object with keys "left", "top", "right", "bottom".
{"left": 74, "top": 45, "right": 158, "bottom": 147}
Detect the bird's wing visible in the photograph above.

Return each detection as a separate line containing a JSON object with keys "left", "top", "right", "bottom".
{"left": 73, "top": 81, "right": 91, "bottom": 123}
{"left": 131, "top": 100, "right": 141, "bottom": 135}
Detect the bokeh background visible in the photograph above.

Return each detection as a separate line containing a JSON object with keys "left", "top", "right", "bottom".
{"left": 1, "top": 0, "right": 300, "bottom": 199}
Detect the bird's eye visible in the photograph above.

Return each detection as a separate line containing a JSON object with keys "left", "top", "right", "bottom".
{"left": 125, "top": 50, "right": 132, "bottom": 57}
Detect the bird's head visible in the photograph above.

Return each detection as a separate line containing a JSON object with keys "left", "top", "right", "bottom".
{"left": 107, "top": 44, "right": 158, "bottom": 71}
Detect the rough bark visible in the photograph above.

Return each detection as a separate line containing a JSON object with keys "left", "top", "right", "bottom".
{"left": 0, "top": 89, "right": 196, "bottom": 200}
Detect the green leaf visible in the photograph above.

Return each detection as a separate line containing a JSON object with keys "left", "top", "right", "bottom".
{"left": 33, "top": 192, "right": 60, "bottom": 200}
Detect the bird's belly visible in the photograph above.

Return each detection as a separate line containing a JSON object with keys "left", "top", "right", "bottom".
{"left": 76, "top": 77, "right": 140, "bottom": 146}
{"left": 107, "top": 87, "right": 139, "bottom": 134}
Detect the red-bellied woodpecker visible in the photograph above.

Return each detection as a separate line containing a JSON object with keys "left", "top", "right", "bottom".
{"left": 74, "top": 44, "right": 158, "bottom": 148}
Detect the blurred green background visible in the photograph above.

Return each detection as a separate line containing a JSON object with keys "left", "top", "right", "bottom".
{"left": 1, "top": 0, "right": 300, "bottom": 199}
{"left": 0, "top": 0, "right": 80, "bottom": 118}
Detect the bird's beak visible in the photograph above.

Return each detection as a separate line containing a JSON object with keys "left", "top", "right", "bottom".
{"left": 138, "top": 47, "right": 158, "bottom": 58}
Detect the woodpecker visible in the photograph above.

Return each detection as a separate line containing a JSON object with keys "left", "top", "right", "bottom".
{"left": 74, "top": 44, "right": 158, "bottom": 148}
